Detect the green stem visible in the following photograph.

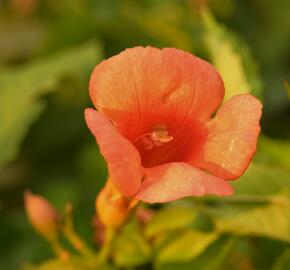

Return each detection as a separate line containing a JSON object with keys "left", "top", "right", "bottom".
{"left": 63, "top": 225, "right": 94, "bottom": 257}
{"left": 50, "top": 238, "right": 70, "bottom": 261}
{"left": 62, "top": 203, "right": 94, "bottom": 257}
{"left": 98, "top": 227, "right": 115, "bottom": 262}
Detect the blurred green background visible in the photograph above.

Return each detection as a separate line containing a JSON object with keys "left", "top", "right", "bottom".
{"left": 0, "top": 0, "right": 290, "bottom": 269}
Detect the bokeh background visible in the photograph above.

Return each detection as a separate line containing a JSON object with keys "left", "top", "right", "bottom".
{"left": 0, "top": 0, "right": 290, "bottom": 269}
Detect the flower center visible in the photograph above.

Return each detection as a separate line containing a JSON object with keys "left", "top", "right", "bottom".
{"left": 133, "top": 124, "right": 173, "bottom": 151}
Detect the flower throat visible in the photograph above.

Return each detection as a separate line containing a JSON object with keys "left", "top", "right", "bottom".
{"left": 133, "top": 124, "right": 173, "bottom": 150}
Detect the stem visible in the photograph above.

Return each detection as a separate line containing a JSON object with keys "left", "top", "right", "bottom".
{"left": 62, "top": 203, "right": 94, "bottom": 257}
{"left": 98, "top": 227, "right": 115, "bottom": 262}
{"left": 63, "top": 224, "right": 94, "bottom": 257}
{"left": 50, "top": 238, "right": 70, "bottom": 261}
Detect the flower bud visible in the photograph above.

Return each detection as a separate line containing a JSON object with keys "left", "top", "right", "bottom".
{"left": 24, "top": 191, "right": 59, "bottom": 241}
{"left": 96, "top": 180, "right": 138, "bottom": 229}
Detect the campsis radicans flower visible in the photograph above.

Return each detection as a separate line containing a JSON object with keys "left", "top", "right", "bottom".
{"left": 85, "top": 46, "right": 262, "bottom": 204}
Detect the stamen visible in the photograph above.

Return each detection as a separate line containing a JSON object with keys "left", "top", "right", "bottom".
{"left": 151, "top": 125, "right": 173, "bottom": 144}
{"left": 133, "top": 124, "right": 173, "bottom": 150}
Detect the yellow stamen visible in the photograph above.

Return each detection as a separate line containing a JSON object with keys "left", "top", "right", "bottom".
{"left": 133, "top": 124, "right": 173, "bottom": 150}
{"left": 151, "top": 125, "right": 173, "bottom": 144}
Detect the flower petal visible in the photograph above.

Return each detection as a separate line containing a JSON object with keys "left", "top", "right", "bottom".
{"left": 197, "top": 94, "right": 262, "bottom": 179}
{"left": 135, "top": 162, "right": 233, "bottom": 203}
{"left": 89, "top": 46, "right": 224, "bottom": 139}
{"left": 84, "top": 108, "right": 143, "bottom": 196}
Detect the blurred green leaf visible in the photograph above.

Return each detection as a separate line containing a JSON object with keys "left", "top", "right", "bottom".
{"left": 233, "top": 162, "right": 290, "bottom": 197}
{"left": 145, "top": 204, "right": 197, "bottom": 238}
{"left": 156, "top": 230, "right": 218, "bottom": 264}
{"left": 272, "top": 248, "right": 290, "bottom": 270}
{"left": 156, "top": 236, "right": 237, "bottom": 270}
{"left": 24, "top": 256, "right": 115, "bottom": 270}
{"left": 187, "top": 236, "right": 237, "bottom": 270}
{"left": 201, "top": 9, "right": 262, "bottom": 101}
{"left": 0, "top": 20, "right": 44, "bottom": 63}
{"left": 214, "top": 196, "right": 290, "bottom": 242}
{"left": 133, "top": 13, "right": 193, "bottom": 51}
{"left": 257, "top": 135, "right": 290, "bottom": 171}
{"left": 198, "top": 159, "right": 290, "bottom": 242}
{"left": 0, "top": 42, "right": 102, "bottom": 169}
{"left": 112, "top": 219, "right": 151, "bottom": 268}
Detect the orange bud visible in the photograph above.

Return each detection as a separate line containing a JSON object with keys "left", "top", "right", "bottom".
{"left": 96, "top": 180, "right": 138, "bottom": 229}
{"left": 24, "top": 191, "right": 59, "bottom": 241}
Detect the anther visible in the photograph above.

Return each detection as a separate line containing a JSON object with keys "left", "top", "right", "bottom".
{"left": 150, "top": 125, "right": 173, "bottom": 144}
{"left": 143, "top": 124, "right": 173, "bottom": 150}
{"left": 133, "top": 124, "right": 173, "bottom": 151}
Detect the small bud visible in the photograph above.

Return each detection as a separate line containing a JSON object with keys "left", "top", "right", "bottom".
{"left": 24, "top": 191, "right": 59, "bottom": 241}
{"left": 96, "top": 180, "right": 138, "bottom": 229}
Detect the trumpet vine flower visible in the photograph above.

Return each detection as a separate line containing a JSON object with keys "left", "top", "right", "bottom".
{"left": 85, "top": 47, "right": 262, "bottom": 203}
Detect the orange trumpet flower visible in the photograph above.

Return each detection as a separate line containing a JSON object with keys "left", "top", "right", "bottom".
{"left": 85, "top": 46, "right": 262, "bottom": 203}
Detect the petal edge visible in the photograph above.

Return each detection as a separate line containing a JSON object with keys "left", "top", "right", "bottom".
{"left": 85, "top": 108, "right": 143, "bottom": 196}
{"left": 197, "top": 94, "right": 262, "bottom": 180}
{"left": 136, "top": 162, "right": 233, "bottom": 203}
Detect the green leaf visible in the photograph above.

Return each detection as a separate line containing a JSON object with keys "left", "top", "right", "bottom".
{"left": 272, "top": 248, "right": 290, "bottom": 270}
{"left": 192, "top": 160, "right": 290, "bottom": 244}
{"left": 0, "top": 42, "right": 103, "bottom": 169}
{"left": 232, "top": 162, "right": 290, "bottom": 197}
{"left": 214, "top": 196, "right": 290, "bottom": 243}
{"left": 257, "top": 135, "right": 290, "bottom": 171}
{"left": 156, "top": 230, "right": 218, "bottom": 264}
{"left": 23, "top": 257, "right": 115, "bottom": 270}
{"left": 112, "top": 219, "right": 151, "bottom": 268}
{"left": 156, "top": 236, "right": 236, "bottom": 270}
{"left": 145, "top": 204, "right": 197, "bottom": 238}
{"left": 201, "top": 9, "right": 262, "bottom": 101}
